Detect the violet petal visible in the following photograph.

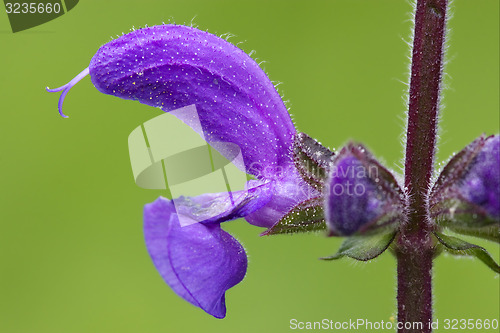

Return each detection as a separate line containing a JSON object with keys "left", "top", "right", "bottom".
{"left": 172, "top": 182, "right": 273, "bottom": 226}
{"left": 459, "top": 135, "right": 500, "bottom": 219}
{"left": 144, "top": 197, "right": 247, "bottom": 319}
{"left": 244, "top": 166, "right": 319, "bottom": 228}
{"left": 89, "top": 25, "right": 295, "bottom": 177}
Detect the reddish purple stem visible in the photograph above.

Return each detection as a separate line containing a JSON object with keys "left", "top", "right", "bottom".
{"left": 398, "top": 0, "right": 448, "bottom": 332}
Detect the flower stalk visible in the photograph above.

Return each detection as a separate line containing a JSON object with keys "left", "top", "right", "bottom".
{"left": 398, "top": 0, "right": 448, "bottom": 332}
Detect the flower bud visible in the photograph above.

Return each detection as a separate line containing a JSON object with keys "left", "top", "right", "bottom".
{"left": 325, "top": 143, "right": 404, "bottom": 236}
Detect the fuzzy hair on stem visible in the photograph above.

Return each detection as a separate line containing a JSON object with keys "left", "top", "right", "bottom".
{"left": 397, "top": 0, "right": 449, "bottom": 332}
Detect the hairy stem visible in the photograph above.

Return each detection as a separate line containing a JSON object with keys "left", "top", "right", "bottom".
{"left": 398, "top": 0, "right": 448, "bottom": 332}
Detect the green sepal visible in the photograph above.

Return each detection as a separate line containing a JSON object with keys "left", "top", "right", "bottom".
{"left": 432, "top": 199, "right": 500, "bottom": 243}
{"left": 431, "top": 135, "right": 485, "bottom": 199}
{"left": 261, "top": 196, "right": 326, "bottom": 235}
{"left": 293, "top": 132, "right": 335, "bottom": 190}
{"left": 343, "top": 142, "right": 405, "bottom": 203}
{"left": 433, "top": 232, "right": 500, "bottom": 273}
{"left": 320, "top": 231, "right": 396, "bottom": 262}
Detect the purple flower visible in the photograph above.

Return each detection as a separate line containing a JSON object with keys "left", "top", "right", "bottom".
{"left": 430, "top": 135, "right": 499, "bottom": 241}
{"left": 325, "top": 143, "right": 404, "bottom": 236}
{"left": 144, "top": 197, "right": 247, "bottom": 319}
{"left": 459, "top": 135, "right": 500, "bottom": 219}
{"left": 47, "top": 24, "right": 318, "bottom": 318}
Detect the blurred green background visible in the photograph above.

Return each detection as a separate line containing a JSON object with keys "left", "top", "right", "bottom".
{"left": 0, "top": 1, "right": 498, "bottom": 332}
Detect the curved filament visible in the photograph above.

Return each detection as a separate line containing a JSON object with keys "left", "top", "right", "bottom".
{"left": 46, "top": 67, "right": 90, "bottom": 118}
